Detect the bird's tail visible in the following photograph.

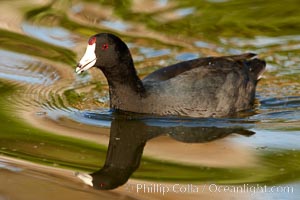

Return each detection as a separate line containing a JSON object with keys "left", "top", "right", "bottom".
{"left": 223, "top": 53, "right": 266, "bottom": 80}
{"left": 246, "top": 58, "right": 266, "bottom": 80}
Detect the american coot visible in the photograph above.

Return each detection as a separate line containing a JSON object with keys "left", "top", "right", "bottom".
{"left": 76, "top": 33, "right": 266, "bottom": 117}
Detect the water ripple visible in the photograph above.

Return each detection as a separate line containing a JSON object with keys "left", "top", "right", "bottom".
{"left": 0, "top": 50, "right": 59, "bottom": 85}
{"left": 22, "top": 23, "right": 76, "bottom": 48}
{"left": 260, "top": 96, "right": 300, "bottom": 110}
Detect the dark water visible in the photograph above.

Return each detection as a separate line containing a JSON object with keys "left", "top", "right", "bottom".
{"left": 0, "top": 0, "right": 300, "bottom": 199}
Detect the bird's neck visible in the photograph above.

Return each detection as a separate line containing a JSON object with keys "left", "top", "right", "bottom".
{"left": 100, "top": 63, "right": 146, "bottom": 110}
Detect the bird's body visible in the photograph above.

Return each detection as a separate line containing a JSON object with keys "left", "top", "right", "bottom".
{"left": 76, "top": 33, "right": 266, "bottom": 117}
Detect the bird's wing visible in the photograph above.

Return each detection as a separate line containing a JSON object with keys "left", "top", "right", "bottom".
{"left": 142, "top": 53, "right": 262, "bottom": 83}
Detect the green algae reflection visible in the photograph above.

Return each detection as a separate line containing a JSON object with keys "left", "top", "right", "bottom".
{"left": 0, "top": 29, "right": 76, "bottom": 65}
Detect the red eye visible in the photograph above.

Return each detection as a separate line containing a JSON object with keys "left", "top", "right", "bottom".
{"left": 88, "top": 37, "right": 96, "bottom": 45}
{"left": 102, "top": 44, "right": 109, "bottom": 50}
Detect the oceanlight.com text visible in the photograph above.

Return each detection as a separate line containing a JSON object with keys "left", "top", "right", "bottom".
{"left": 125, "top": 183, "right": 294, "bottom": 196}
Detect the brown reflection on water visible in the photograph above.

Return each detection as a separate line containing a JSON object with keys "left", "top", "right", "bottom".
{"left": 0, "top": 157, "right": 137, "bottom": 200}
{"left": 0, "top": 155, "right": 252, "bottom": 200}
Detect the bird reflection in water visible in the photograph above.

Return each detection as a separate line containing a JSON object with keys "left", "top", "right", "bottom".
{"left": 76, "top": 112, "right": 255, "bottom": 190}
